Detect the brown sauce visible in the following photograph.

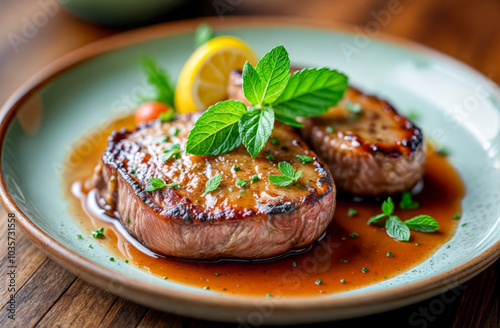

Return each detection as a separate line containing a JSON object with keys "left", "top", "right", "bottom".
{"left": 62, "top": 115, "right": 465, "bottom": 297}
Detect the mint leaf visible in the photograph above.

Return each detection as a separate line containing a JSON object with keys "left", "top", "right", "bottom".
{"left": 400, "top": 192, "right": 419, "bottom": 210}
{"left": 239, "top": 106, "right": 274, "bottom": 158}
{"left": 296, "top": 155, "right": 313, "bottom": 163}
{"left": 205, "top": 174, "right": 222, "bottom": 193}
{"left": 195, "top": 23, "right": 214, "bottom": 48}
{"left": 273, "top": 68, "right": 348, "bottom": 118}
{"left": 367, "top": 213, "right": 387, "bottom": 225}
{"left": 267, "top": 175, "right": 293, "bottom": 186}
{"left": 186, "top": 100, "right": 246, "bottom": 155}
{"left": 255, "top": 45, "right": 290, "bottom": 104}
{"left": 166, "top": 182, "right": 179, "bottom": 188}
{"left": 385, "top": 215, "right": 411, "bottom": 241}
{"left": 404, "top": 215, "right": 439, "bottom": 232}
{"left": 162, "top": 143, "right": 181, "bottom": 162}
{"left": 278, "top": 161, "right": 295, "bottom": 179}
{"left": 142, "top": 57, "right": 175, "bottom": 108}
{"left": 274, "top": 112, "right": 304, "bottom": 127}
{"left": 145, "top": 178, "right": 167, "bottom": 192}
{"left": 382, "top": 197, "right": 394, "bottom": 216}
{"left": 242, "top": 62, "right": 264, "bottom": 106}
{"left": 269, "top": 162, "right": 301, "bottom": 186}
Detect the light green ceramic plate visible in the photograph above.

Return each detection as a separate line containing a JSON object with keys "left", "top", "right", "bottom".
{"left": 1, "top": 17, "right": 499, "bottom": 324}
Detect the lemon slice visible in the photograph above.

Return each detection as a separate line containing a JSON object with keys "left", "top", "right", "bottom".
{"left": 175, "top": 36, "right": 257, "bottom": 113}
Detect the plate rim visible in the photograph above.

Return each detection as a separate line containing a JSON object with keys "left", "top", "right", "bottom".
{"left": 0, "top": 16, "right": 499, "bottom": 323}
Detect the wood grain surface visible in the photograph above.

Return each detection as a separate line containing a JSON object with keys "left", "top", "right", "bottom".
{"left": 1, "top": 0, "right": 499, "bottom": 327}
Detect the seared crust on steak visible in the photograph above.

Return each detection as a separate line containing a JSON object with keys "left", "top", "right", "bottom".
{"left": 300, "top": 87, "right": 425, "bottom": 197}
{"left": 227, "top": 70, "right": 426, "bottom": 197}
{"left": 92, "top": 113, "right": 336, "bottom": 259}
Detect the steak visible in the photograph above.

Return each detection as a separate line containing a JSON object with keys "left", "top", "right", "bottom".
{"left": 92, "top": 113, "right": 336, "bottom": 259}
{"left": 227, "top": 70, "right": 426, "bottom": 197}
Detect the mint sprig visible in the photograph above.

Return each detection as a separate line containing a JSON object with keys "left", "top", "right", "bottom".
{"left": 186, "top": 45, "right": 348, "bottom": 158}
{"left": 268, "top": 162, "right": 302, "bottom": 186}
{"left": 205, "top": 174, "right": 223, "bottom": 193}
{"left": 368, "top": 196, "right": 439, "bottom": 241}
{"left": 142, "top": 57, "right": 175, "bottom": 108}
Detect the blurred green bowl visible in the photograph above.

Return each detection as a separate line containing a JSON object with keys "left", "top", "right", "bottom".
{"left": 59, "top": 0, "right": 193, "bottom": 27}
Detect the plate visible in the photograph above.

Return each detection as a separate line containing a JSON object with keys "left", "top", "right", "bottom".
{"left": 1, "top": 17, "right": 499, "bottom": 324}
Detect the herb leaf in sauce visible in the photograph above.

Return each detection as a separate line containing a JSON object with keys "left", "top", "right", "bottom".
{"left": 145, "top": 178, "right": 168, "bottom": 192}
{"left": 91, "top": 227, "right": 105, "bottom": 239}
{"left": 368, "top": 196, "right": 438, "bottom": 242}
{"left": 142, "top": 57, "right": 175, "bottom": 108}
{"left": 404, "top": 215, "right": 439, "bottom": 232}
{"left": 385, "top": 216, "right": 411, "bottom": 242}
{"left": 186, "top": 46, "right": 348, "bottom": 157}
{"left": 399, "top": 191, "right": 419, "bottom": 210}
{"left": 205, "top": 174, "right": 223, "bottom": 193}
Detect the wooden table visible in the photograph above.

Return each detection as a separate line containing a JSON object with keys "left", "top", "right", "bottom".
{"left": 1, "top": 0, "right": 499, "bottom": 327}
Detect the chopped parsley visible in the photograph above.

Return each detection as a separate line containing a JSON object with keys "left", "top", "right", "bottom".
{"left": 233, "top": 164, "right": 241, "bottom": 171}
{"left": 452, "top": 213, "right": 461, "bottom": 220}
{"left": 265, "top": 154, "right": 275, "bottom": 161}
{"left": 296, "top": 155, "right": 313, "bottom": 164}
{"left": 349, "top": 233, "right": 359, "bottom": 238}
{"left": 236, "top": 178, "right": 248, "bottom": 188}
{"left": 361, "top": 267, "right": 369, "bottom": 273}
{"left": 251, "top": 175, "right": 259, "bottom": 183}
{"left": 347, "top": 208, "right": 358, "bottom": 217}
{"left": 271, "top": 136, "right": 280, "bottom": 145}
{"left": 91, "top": 227, "right": 105, "bottom": 239}
{"left": 386, "top": 252, "right": 394, "bottom": 257}
{"left": 325, "top": 126, "right": 335, "bottom": 133}
{"left": 315, "top": 279, "right": 323, "bottom": 285}
{"left": 169, "top": 126, "right": 180, "bottom": 136}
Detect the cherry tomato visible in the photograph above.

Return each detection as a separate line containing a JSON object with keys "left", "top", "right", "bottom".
{"left": 135, "top": 101, "right": 171, "bottom": 123}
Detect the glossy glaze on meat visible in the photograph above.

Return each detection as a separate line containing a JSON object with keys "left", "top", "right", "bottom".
{"left": 92, "top": 113, "right": 336, "bottom": 259}
{"left": 227, "top": 70, "right": 426, "bottom": 197}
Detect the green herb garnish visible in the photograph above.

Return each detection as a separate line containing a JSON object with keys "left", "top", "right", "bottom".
{"left": 251, "top": 175, "right": 259, "bottom": 183}
{"left": 109, "top": 257, "right": 115, "bottom": 262}
{"left": 436, "top": 146, "right": 450, "bottom": 157}
{"left": 159, "top": 110, "right": 175, "bottom": 123}
{"left": 325, "top": 126, "right": 335, "bottom": 133}
{"left": 265, "top": 154, "right": 275, "bottom": 161}
{"left": 349, "top": 233, "right": 359, "bottom": 238}
{"left": 145, "top": 178, "right": 168, "bottom": 192}
{"left": 233, "top": 164, "right": 241, "bottom": 171}
{"left": 270, "top": 136, "right": 280, "bottom": 145}
{"left": 195, "top": 23, "right": 215, "bottom": 48}
{"left": 205, "top": 174, "right": 222, "bottom": 193}
{"left": 361, "top": 267, "right": 369, "bottom": 273}
{"left": 345, "top": 101, "right": 362, "bottom": 114}
{"left": 91, "top": 227, "right": 105, "bottom": 239}
{"left": 268, "top": 161, "right": 302, "bottom": 186}
{"left": 386, "top": 252, "right": 394, "bottom": 257}
{"left": 347, "top": 208, "right": 358, "bottom": 217}
{"left": 236, "top": 178, "right": 248, "bottom": 188}
{"left": 142, "top": 57, "right": 175, "bottom": 108}
{"left": 452, "top": 213, "right": 461, "bottom": 220}
{"left": 76, "top": 234, "right": 83, "bottom": 239}
{"left": 296, "top": 155, "right": 313, "bottom": 164}
{"left": 162, "top": 143, "right": 181, "bottom": 162}
{"left": 315, "top": 279, "right": 323, "bottom": 285}
{"left": 400, "top": 192, "right": 419, "bottom": 209}
{"left": 340, "top": 279, "right": 346, "bottom": 284}
{"left": 185, "top": 45, "right": 348, "bottom": 158}
{"left": 367, "top": 197, "right": 439, "bottom": 241}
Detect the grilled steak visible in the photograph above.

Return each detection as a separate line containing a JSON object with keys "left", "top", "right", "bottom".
{"left": 227, "top": 70, "right": 426, "bottom": 197}
{"left": 92, "top": 113, "right": 336, "bottom": 259}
